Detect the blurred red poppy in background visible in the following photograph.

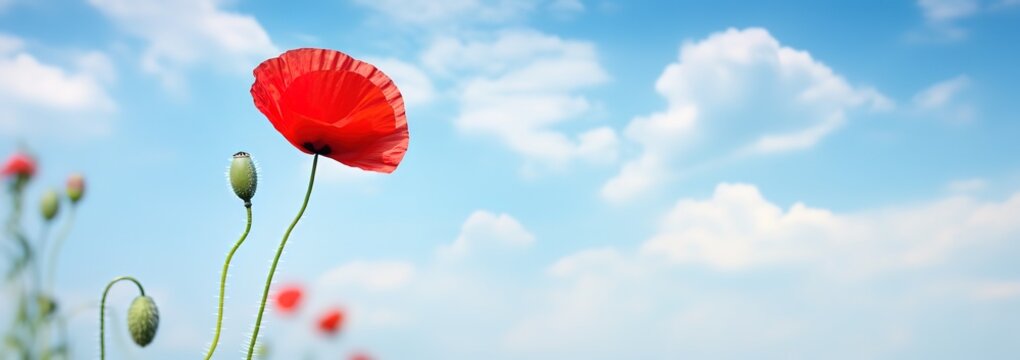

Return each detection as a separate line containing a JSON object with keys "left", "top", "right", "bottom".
{"left": 349, "top": 351, "right": 374, "bottom": 360}
{"left": 251, "top": 48, "right": 409, "bottom": 173}
{"left": 317, "top": 308, "right": 345, "bottom": 335}
{"left": 2, "top": 152, "right": 35, "bottom": 179}
{"left": 273, "top": 285, "right": 303, "bottom": 314}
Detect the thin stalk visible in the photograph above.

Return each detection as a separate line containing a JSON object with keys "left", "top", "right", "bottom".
{"left": 203, "top": 206, "right": 253, "bottom": 360}
{"left": 99, "top": 276, "right": 145, "bottom": 360}
{"left": 46, "top": 205, "right": 77, "bottom": 292}
{"left": 245, "top": 154, "right": 319, "bottom": 359}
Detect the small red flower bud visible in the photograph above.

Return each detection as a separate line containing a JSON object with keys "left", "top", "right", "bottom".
{"left": 316, "top": 308, "right": 344, "bottom": 335}
{"left": 66, "top": 173, "right": 85, "bottom": 204}
{"left": 273, "top": 285, "right": 302, "bottom": 314}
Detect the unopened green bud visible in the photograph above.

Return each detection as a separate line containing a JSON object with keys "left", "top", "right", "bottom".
{"left": 127, "top": 295, "right": 159, "bottom": 347}
{"left": 37, "top": 294, "right": 57, "bottom": 318}
{"left": 66, "top": 173, "right": 85, "bottom": 204}
{"left": 229, "top": 152, "right": 257, "bottom": 207}
{"left": 40, "top": 189, "right": 60, "bottom": 221}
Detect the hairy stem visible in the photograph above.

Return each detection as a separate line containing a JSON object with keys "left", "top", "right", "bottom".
{"left": 46, "top": 205, "right": 77, "bottom": 293}
{"left": 99, "top": 276, "right": 145, "bottom": 360}
{"left": 204, "top": 205, "right": 253, "bottom": 360}
{"left": 245, "top": 154, "right": 319, "bottom": 360}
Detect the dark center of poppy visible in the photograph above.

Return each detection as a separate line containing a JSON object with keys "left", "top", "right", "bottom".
{"left": 302, "top": 143, "right": 332, "bottom": 155}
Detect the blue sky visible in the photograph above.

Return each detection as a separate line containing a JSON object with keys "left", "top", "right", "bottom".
{"left": 2, "top": 0, "right": 1020, "bottom": 359}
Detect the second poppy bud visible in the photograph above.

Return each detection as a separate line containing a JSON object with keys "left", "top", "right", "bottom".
{"left": 127, "top": 295, "right": 160, "bottom": 347}
{"left": 229, "top": 152, "right": 258, "bottom": 207}
{"left": 66, "top": 173, "right": 85, "bottom": 204}
{"left": 40, "top": 189, "right": 60, "bottom": 221}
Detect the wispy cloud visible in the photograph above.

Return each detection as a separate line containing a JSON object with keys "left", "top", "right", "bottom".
{"left": 912, "top": 75, "right": 975, "bottom": 123}
{"left": 912, "top": 0, "right": 1020, "bottom": 41}
{"left": 305, "top": 184, "right": 1020, "bottom": 359}
{"left": 426, "top": 30, "right": 618, "bottom": 174}
{"left": 602, "top": 27, "right": 890, "bottom": 202}
{"left": 88, "top": 0, "right": 278, "bottom": 90}
{"left": 0, "top": 34, "right": 116, "bottom": 138}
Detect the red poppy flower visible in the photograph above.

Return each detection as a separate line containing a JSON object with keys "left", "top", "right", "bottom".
{"left": 273, "top": 285, "right": 303, "bottom": 314}
{"left": 349, "top": 351, "right": 373, "bottom": 360}
{"left": 316, "top": 308, "right": 345, "bottom": 335}
{"left": 2, "top": 152, "right": 35, "bottom": 179}
{"left": 251, "top": 48, "right": 409, "bottom": 173}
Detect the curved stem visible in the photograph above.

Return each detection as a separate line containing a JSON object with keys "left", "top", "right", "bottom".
{"left": 100, "top": 276, "right": 145, "bottom": 360}
{"left": 46, "top": 205, "right": 77, "bottom": 293}
{"left": 31, "top": 223, "right": 49, "bottom": 298}
{"left": 245, "top": 154, "right": 319, "bottom": 360}
{"left": 204, "top": 205, "right": 253, "bottom": 360}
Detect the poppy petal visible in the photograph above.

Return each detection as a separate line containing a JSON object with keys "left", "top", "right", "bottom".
{"left": 251, "top": 48, "right": 408, "bottom": 173}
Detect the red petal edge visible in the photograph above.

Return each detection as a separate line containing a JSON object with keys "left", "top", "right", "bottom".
{"left": 251, "top": 48, "right": 408, "bottom": 174}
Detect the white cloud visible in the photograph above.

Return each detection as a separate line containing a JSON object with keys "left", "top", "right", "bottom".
{"left": 0, "top": 35, "right": 116, "bottom": 138}
{"left": 89, "top": 0, "right": 277, "bottom": 89}
{"left": 352, "top": 0, "right": 531, "bottom": 25}
{"left": 912, "top": 0, "right": 1020, "bottom": 41}
{"left": 0, "top": 33, "right": 22, "bottom": 54}
{"left": 918, "top": 0, "right": 981, "bottom": 21}
{"left": 504, "top": 184, "right": 1020, "bottom": 358}
{"left": 286, "top": 185, "right": 1020, "bottom": 359}
{"left": 971, "top": 281, "right": 1020, "bottom": 301}
{"left": 350, "top": 0, "right": 583, "bottom": 26}
{"left": 425, "top": 30, "right": 617, "bottom": 172}
{"left": 914, "top": 75, "right": 969, "bottom": 109}
{"left": 641, "top": 183, "right": 835, "bottom": 271}
{"left": 318, "top": 260, "right": 415, "bottom": 292}
{"left": 602, "top": 27, "right": 891, "bottom": 201}
{"left": 642, "top": 183, "right": 1020, "bottom": 273}
{"left": 946, "top": 178, "right": 987, "bottom": 193}
{"left": 549, "top": 0, "right": 584, "bottom": 12}
{"left": 912, "top": 75, "right": 975, "bottom": 123}
{"left": 440, "top": 210, "right": 535, "bottom": 259}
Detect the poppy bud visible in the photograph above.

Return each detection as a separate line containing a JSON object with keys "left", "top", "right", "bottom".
{"left": 273, "top": 285, "right": 302, "bottom": 314}
{"left": 316, "top": 308, "right": 345, "bottom": 335}
{"left": 229, "top": 152, "right": 258, "bottom": 207}
{"left": 66, "top": 173, "right": 85, "bottom": 204}
{"left": 127, "top": 295, "right": 159, "bottom": 347}
{"left": 40, "top": 189, "right": 60, "bottom": 221}
{"left": 37, "top": 294, "right": 58, "bottom": 318}
{"left": 2, "top": 152, "right": 36, "bottom": 185}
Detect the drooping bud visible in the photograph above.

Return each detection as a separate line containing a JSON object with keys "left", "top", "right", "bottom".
{"left": 229, "top": 152, "right": 257, "bottom": 207}
{"left": 40, "top": 189, "right": 60, "bottom": 221}
{"left": 127, "top": 295, "right": 159, "bottom": 347}
{"left": 66, "top": 173, "right": 85, "bottom": 204}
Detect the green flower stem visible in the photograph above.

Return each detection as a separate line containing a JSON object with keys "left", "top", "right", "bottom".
{"left": 100, "top": 276, "right": 145, "bottom": 360}
{"left": 204, "top": 205, "right": 253, "bottom": 360}
{"left": 31, "top": 223, "right": 49, "bottom": 296}
{"left": 1, "top": 188, "right": 25, "bottom": 357}
{"left": 245, "top": 154, "right": 319, "bottom": 360}
{"left": 46, "top": 204, "right": 77, "bottom": 292}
